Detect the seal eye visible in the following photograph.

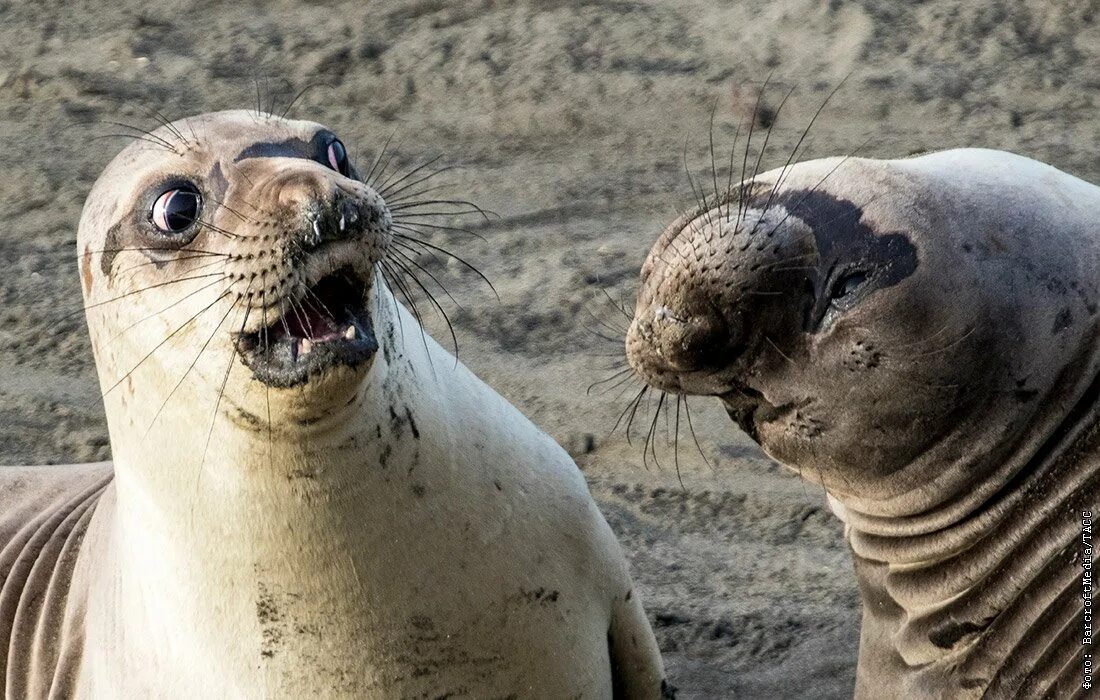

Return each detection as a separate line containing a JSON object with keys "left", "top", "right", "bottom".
{"left": 151, "top": 185, "right": 202, "bottom": 234}
{"left": 326, "top": 139, "right": 350, "bottom": 176}
{"left": 830, "top": 271, "right": 868, "bottom": 303}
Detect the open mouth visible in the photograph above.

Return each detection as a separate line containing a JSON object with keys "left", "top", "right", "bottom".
{"left": 237, "top": 265, "right": 378, "bottom": 388}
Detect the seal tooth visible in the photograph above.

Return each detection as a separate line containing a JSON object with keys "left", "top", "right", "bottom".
{"left": 339, "top": 214, "right": 346, "bottom": 232}
{"left": 299, "top": 338, "right": 313, "bottom": 357}
{"left": 344, "top": 325, "right": 356, "bottom": 340}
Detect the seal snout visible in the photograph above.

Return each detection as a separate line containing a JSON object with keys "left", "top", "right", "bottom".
{"left": 301, "top": 192, "right": 381, "bottom": 251}
{"left": 260, "top": 166, "right": 389, "bottom": 255}
{"left": 626, "top": 299, "right": 740, "bottom": 395}
{"left": 233, "top": 164, "right": 390, "bottom": 389}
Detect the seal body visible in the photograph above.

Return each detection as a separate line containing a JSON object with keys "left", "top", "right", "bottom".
{"left": 626, "top": 148, "right": 1100, "bottom": 698}
{"left": 1, "top": 111, "right": 667, "bottom": 698}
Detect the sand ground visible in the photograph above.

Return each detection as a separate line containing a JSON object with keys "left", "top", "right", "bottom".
{"left": 2, "top": 1, "right": 1099, "bottom": 696}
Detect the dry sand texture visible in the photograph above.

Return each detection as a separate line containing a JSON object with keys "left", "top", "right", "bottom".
{"left": 3, "top": 0, "right": 1100, "bottom": 696}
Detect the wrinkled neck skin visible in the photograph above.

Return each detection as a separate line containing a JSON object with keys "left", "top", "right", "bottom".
{"left": 81, "top": 285, "right": 445, "bottom": 695}
{"left": 835, "top": 357, "right": 1100, "bottom": 696}
{"left": 828, "top": 323, "right": 1100, "bottom": 545}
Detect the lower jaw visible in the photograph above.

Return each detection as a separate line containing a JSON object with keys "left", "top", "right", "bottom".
{"left": 238, "top": 317, "right": 379, "bottom": 389}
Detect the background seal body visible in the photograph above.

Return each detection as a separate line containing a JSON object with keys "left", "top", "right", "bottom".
{"left": 0, "top": 111, "right": 668, "bottom": 698}
{"left": 626, "top": 148, "right": 1100, "bottom": 698}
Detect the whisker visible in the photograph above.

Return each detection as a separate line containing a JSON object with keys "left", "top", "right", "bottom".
{"left": 707, "top": 99, "right": 722, "bottom": 227}
{"left": 362, "top": 131, "right": 396, "bottom": 188}
{"left": 206, "top": 194, "right": 261, "bottom": 225}
{"left": 139, "top": 108, "right": 189, "bottom": 149}
{"left": 386, "top": 253, "right": 460, "bottom": 360}
{"left": 886, "top": 326, "right": 975, "bottom": 360}
{"left": 623, "top": 384, "right": 652, "bottom": 447}
{"left": 724, "top": 114, "right": 744, "bottom": 223}
{"left": 286, "top": 297, "right": 315, "bottom": 341}
{"left": 280, "top": 81, "right": 330, "bottom": 119}
{"left": 744, "top": 85, "right": 796, "bottom": 237}
{"left": 391, "top": 219, "right": 489, "bottom": 244}
{"left": 751, "top": 76, "right": 849, "bottom": 236}
{"left": 98, "top": 120, "right": 181, "bottom": 152}
{"left": 683, "top": 397, "right": 714, "bottom": 471}
{"left": 673, "top": 396, "right": 685, "bottom": 489}
{"left": 143, "top": 285, "right": 238, "bottom": 436}
{"left": 376, "top": 155, "right": 446, "bottom": 197}
{"left": 379, "top": 259, "right": 434, "bottom": 362}
{"left": 197, "top": 288, "right": 253, "bottom": 491}
{"left": 113, "top": 253, "right": 227, "bottom": 277}
{"left": 59, "top": 272, "right": 227, "bottom": 322}
{"left": 261, "top": 289, "right": 274, "bottom": 472}
{"left": 388, "top": 199, "right": 495, "bottom": 219}
{"left": 586, "top": 367, "right": 634, "bottom": 396}
{"left": 89, "top": 133, "right": 179, "bottom": 152}
{"left": 392, "top": 232, "right": 498, "bottom": 299}
{"left": 383, "top": 182, "right": 456, "bottom": 206}
{"left": 595, "top": 284, "right": 634, "bottom": 322}
{"left": 103, "top": 286, "right": 233, "bottom": 398}
{"left": 106, "top": 275, "right": 227, "bottom": 345}
{"left": 388, "top": 246, "right": 462, "bottom": 309}
{"left": 583, "top": 304, "right": 629, "bottom": 340}
{"left": 737, "top": 75, "right": 772, "bottom": 227}
{"left": 610, "top": 385, "right": 648, "bottom": 442}
{"left": 642, "top": 392, "right": 666, "bottom": 470}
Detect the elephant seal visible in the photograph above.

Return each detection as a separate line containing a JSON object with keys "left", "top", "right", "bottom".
{"left": 626, "top": 148, "right": 1100, "bottom": 698}
{"left": 0, "top": 110, "right": 668, "bottom": 698}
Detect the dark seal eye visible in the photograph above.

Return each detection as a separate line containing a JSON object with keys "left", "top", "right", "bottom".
{"left": 830, "top": 270, "right": 868, "bottom": 303}
{"left": 326, "top": 138, "right": 350, "bottom": 176}
{"left": 151, "top": 185, "right": 202, "bottom": 234}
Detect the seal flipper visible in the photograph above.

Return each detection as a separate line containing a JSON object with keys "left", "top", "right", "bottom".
{"left": 0, "top": 463, "right": 113, "bottom": 698}
{"left": 608, "top": 587, "right": 672, "bottom": 699}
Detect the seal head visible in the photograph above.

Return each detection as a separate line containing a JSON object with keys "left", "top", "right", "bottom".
{"left": 626, "top": 149, "right": 1100, "bottom": 697}
{"left": 628, "top": 154, "right": 1099, "bottom": 516}
{"left": 78, "top": 109, "right": 390, "bottom": 400}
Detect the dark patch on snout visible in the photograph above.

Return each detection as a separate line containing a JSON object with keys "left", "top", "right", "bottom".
{"left": 208, "top": 161, "right": 230, "bottom": 204}
{"left": 233, "top": 130, "right": 345, "bottom": 174}
{"left": 100, "top": 222, "right": 124, "bottom": 276}
{"left": 234, "top": 136, "right": 313, "bottom": 163}
{"left": 763, "top": 190, "right": 919, "bottom": 328}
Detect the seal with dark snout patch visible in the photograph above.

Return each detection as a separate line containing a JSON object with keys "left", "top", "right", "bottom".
{"left": 0, "top": 110, "right": 668, "bottom": 698}
{"left": 627, "top": 148, "right": 1100, "bottom": 698}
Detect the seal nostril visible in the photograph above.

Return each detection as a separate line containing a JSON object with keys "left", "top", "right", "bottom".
{"left": 340, "top": 198, "right": 361, "bottom": 228}
{"left": 300, "top": 193, "right": 369, "bottom": 250}
{"left": 647, "top": 304, "right": 736, "bottom": 374}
